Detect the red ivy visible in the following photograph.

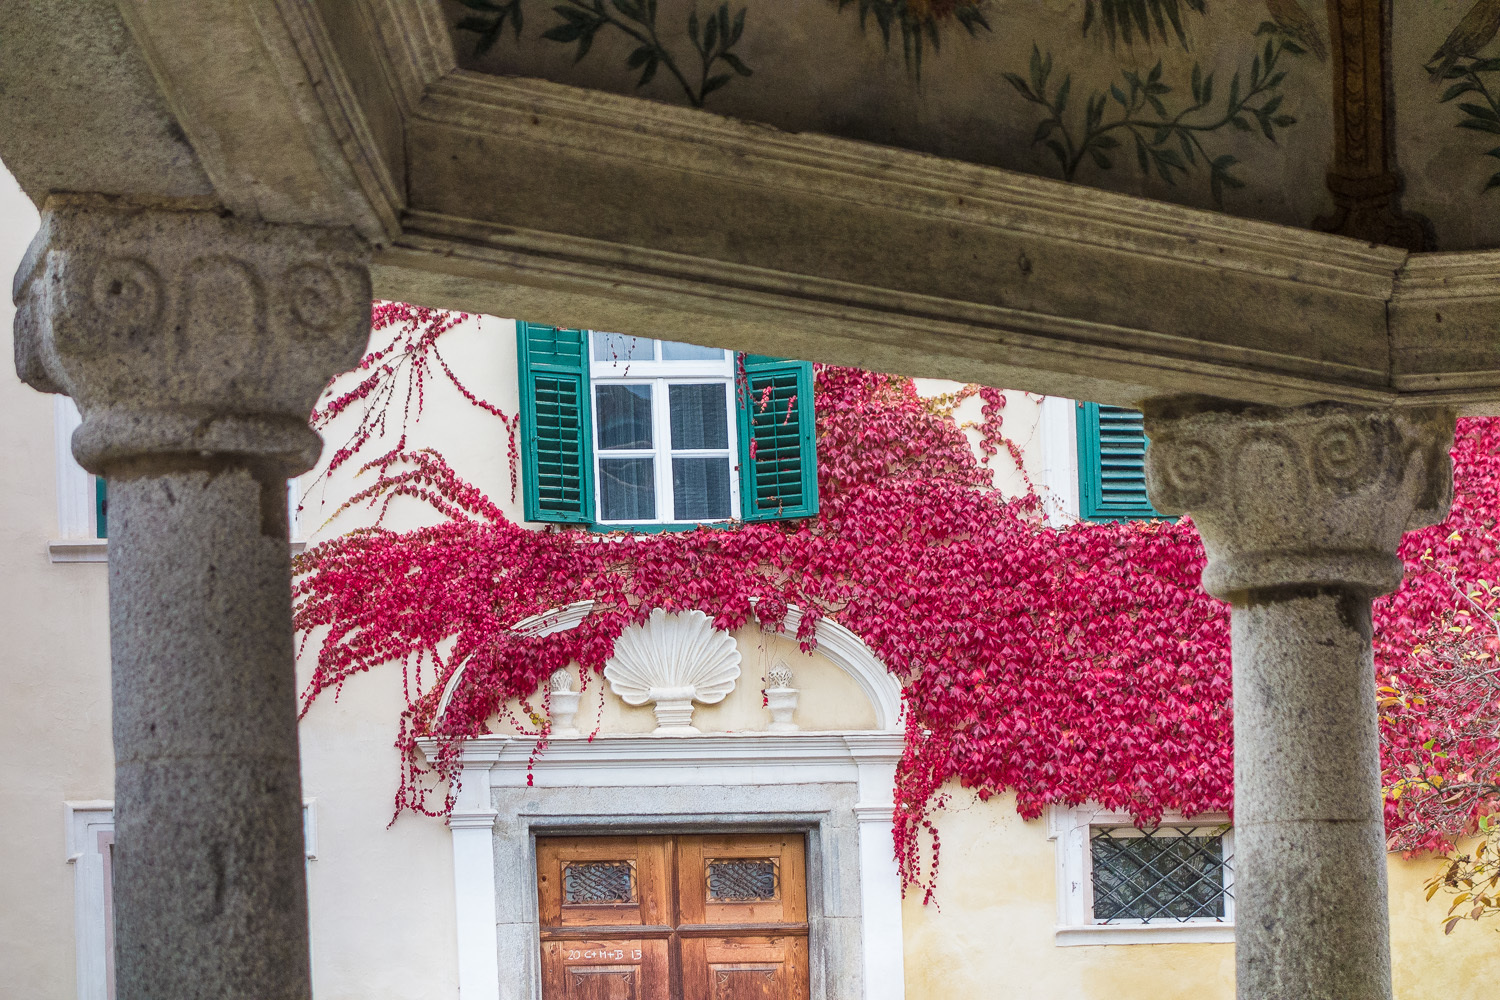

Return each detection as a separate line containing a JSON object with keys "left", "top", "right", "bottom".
{"left": 294, "top": 310, "right": 1500, "bottom": 900}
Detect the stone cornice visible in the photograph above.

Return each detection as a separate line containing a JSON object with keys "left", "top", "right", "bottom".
{"left": 59, "top": 0, "right": 1500, "bottom": 411}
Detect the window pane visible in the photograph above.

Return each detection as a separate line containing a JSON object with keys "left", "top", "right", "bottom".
{"left": 660, "top": 340, "right": 725, "bottom": 361}
{"left": 595, "top": 384, "right": 653, "bottom": 450}
{"left": 672, "top": 457, "right": 731, "bottom": 520}
{"left": 599, "top": 458, "right": 656, "bottom": 521}
{"left": 593, "top": 332, "right": 654, "bottom": 362}
{"left": 669, "top": 383, "right": 729, "bottom": 450}
{"left": 1090, "top": 828, "right": 1228, "bottom": 923}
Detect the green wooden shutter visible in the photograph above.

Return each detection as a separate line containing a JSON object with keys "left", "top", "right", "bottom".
{"left": 95, "top": 476, "right": 107, "bottom": 539}
{"left": 518, "top": 322, "right": 593, "bottom": 523}
{"left": 736, "top": 355, "right": 818, "bottom": 521}
{"left": 1077, "top": 402, "right": 1162, "bottom": 521}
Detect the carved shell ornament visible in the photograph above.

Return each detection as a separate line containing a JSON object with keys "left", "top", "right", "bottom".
{"left": 603, "top": 609, "right": 741, "bottom": 734}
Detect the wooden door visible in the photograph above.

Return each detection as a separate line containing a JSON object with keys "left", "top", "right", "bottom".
{"left": 537, "top": 833, "right": 808, "bottom": 1000}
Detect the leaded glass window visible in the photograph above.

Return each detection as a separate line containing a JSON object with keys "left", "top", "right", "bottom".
{"left": 1089, "top": 826, "right": 1232, "bottom": 923}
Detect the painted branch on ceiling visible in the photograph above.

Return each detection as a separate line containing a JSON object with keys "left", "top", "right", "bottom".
{"left": 455, "top": 0, "right": 754, "bottom": 106}
{"left": 1005, "top": 24, "right": 1307, "bottom": 208}
{"left": 1427, "top": 0, "right": 1500, "bottom": 192}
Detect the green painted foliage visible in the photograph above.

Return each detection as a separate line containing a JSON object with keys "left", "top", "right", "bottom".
{"left": 455, "top": 0, "right": 753, "bottom": 106}
{"left": 1005, "top": 25, "right": 1304, "bottom": 208}
{"left": 1431, "top": 56, "right": 1500, "bottom": 194}
{"left": 1083, "top": 0, "right": 1208, "bottom": 50}
{"left": 833, "top": 0, "right": 991, "bottom": 77}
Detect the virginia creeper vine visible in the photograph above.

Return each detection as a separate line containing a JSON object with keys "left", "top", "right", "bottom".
{"left": 295, "top": 306, "right": 1500, "bottom": 904}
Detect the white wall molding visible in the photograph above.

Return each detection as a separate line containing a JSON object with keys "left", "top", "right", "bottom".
{"left": 1046, "top": 803, "right": 1234, "bottom": 946}
{"left": 419, "top": 732, "right": 906, "bottom": 1000}
{"left": 65, "top": 802, "right": 115, "bottom": 1000}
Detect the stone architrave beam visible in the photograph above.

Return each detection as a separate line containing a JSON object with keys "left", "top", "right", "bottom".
{"left": 13, "top": 198, "right": 372, "bottom": 1000}
{"left": 1144, "top": 399, "right": 1455, "bottom": 1000}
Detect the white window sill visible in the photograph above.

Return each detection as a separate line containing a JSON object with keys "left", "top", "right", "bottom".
{"left": 1055, "top": 923, "right": 1234, "bottom": 946}
{"left": 49, "top": 539, "right": 308, "bottom": 564}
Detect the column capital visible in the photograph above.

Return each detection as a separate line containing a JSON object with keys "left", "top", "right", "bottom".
{"left": 13, "top": 198, "right": 371, "bottom": 475}
{"left": 1144, "top": 398, "right": 1455, "bottom": 601}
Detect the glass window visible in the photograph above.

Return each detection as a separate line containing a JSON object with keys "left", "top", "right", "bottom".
{"left": 593, "top": 332, "right": 654, "bottom": 362}
{"left": 596, "top": 384, "right": 654, "bottom": 450}
{"left": 661, "top": 340, "right": 726, "bottom": 361}
{"left": 1089, "top": 826, "right": 1232, "bottom": 924}
{"left": 669, "top": 384, "right": 729, "bottom": 449}
{"left": 589, "top": 334, "right": 737, "bottom": 526}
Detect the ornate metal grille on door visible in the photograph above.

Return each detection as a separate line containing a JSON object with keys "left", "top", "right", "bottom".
{"left": 563, "top": 860, "right": 636, "bottom": 905}
{"left": 706, "top": 859, "right": 780, "bottom": 902}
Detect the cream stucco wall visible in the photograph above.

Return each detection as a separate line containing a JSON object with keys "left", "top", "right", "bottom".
{"left": 903, "top": 788, "right": 1500, "bottom": 1000}
{"left": 0, "top": 164, "right": 113, "bottom": 1000}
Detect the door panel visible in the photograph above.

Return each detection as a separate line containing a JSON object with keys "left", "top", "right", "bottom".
{"left": 539, "top": 834, "right": 808, "bottom": 1000}
{"left": 538, "top": 836, "right": 672, "bottom": 928}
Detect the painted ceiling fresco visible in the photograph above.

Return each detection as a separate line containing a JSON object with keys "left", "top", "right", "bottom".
{"left": 446, "top": 0, "right": 1500, "bottom": 251}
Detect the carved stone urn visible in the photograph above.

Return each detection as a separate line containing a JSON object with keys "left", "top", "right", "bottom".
{"left": 548, "top": 668, "right": 582, "bottom": 738}
{"left": 764, "top": 660, "right": 800, "bottom": 732}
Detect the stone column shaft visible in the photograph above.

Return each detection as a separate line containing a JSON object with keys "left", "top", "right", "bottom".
{"left": 1145, "top": 399, "right": 1454, "bottom": 1000}
{"left": 14, "top": 198, "right": 371, "bottom": 1000}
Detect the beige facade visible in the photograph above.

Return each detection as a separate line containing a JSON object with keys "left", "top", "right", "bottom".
{"left": 4, "top": 146, "right": 1496, "bottom": 997}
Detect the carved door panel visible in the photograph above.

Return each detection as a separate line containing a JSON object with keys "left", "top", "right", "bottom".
{"left": 538, "top": 836, "right": 672, "bottom": 999}
{"left": 538, "top": 834, "right": 808, "bottom": 1000}
{"left": 677, "top": 835, "right": 808, "bottom": 1000}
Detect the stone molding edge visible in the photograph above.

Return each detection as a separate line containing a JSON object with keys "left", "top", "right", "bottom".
{"left": 415, "top": 731, "right": 906, "bottom": 770}
{"left": 1045, "top": 803, "right": 1235, "bottom": 947}
{"left": 430, "top": 600, "right": 904, "bottom": 732}
{"left": 413, "top": 72, "right": 1405, "bottom": 297}
{"left": 381, "top": 221, "right": 1397, "bottom": 409}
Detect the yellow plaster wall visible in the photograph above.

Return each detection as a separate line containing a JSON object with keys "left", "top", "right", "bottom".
{"left": 903, "top": 787, "right": 1499, "bottom": 1000}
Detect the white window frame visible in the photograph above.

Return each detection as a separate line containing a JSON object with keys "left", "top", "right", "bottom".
{"left": 588, "top": 333, "right": 739, "bottom": 527}
{"left": 66, "top": 800, "right": 319, "bottom": 1000}
{"left": 1035, "top": 395, "right": 1081, "bottom": 527}
{"left": 1047, "top": 803, "right": 1234, "bottom": 946}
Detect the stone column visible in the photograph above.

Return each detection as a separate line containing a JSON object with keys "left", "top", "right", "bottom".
{"left": 14, "top": 198, "right": 370, "bottom": 1000}
{"left": 1144, "top": 399, "right": 1455, "bottom": 1000}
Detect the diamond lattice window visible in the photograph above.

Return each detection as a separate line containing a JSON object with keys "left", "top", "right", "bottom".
{"left": 706, "top": 858, "right": 780, "bottom": 901}
{"left": 1090, "top": 826, "right": 1232, "bottom": 923}
{"left": 562, "top": 860, "right": 636, "bottom": 905}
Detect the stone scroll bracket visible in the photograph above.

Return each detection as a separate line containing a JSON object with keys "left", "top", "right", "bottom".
{"left": 1142, "top": 397, "right": 1456, "bottom": 602}
{"left": 12, "top": 196, "right": 372, "bottom": 479}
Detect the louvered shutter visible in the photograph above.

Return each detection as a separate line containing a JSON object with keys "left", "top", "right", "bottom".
{"left": 736, "top": 355, "right": 818, "bottom": 521}
{"left": 518, "top": 322, "right": 594, "bottom": 523}
{"left": 95, "top": 476, "right": 108, "bottom": 539}
{"left": 1077, "top": 402, "right": 1162, "bottom": 521}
